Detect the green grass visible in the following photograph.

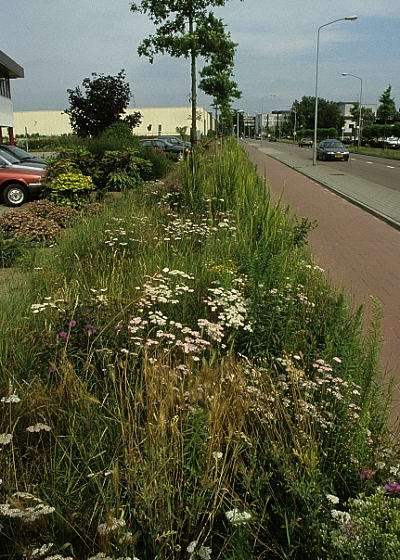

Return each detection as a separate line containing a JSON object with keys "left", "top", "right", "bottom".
{"left": 0, "top": 140, "right": 395, "bottom": 560}
{"left": 350, "top": 145, "right": 400, "bottom": 160}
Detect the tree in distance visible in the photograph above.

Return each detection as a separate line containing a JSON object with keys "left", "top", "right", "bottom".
{"left": 291, "top": 96, "right": 345, "bottom": 135}
{"left": 66, "top": 70, "right": 142, "bottom": 137}
{"left": 376, "top": 85, "right": 397, "bottom": 125}
{"left": 131, "top": 0, "right": 240, "bottom": 146}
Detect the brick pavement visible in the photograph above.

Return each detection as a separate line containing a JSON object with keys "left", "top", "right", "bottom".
{"left": 245, "top": 143, "right": 400, "bottom": 417}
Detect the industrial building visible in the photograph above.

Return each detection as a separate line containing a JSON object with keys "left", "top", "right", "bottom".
{"left": 13, "top": 106, "right": 215, "bottom": 138}
{"left": 0, "top": 50, "right": 24, "bottom": 144}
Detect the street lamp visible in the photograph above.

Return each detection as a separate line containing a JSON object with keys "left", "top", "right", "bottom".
{"left": 342, "top": 73, "right": 363, "bottom": 148}
{"left": 313, "top": 16, "right": 358, "bottom": 165}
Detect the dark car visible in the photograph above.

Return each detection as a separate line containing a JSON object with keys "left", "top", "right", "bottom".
{"left": 268, "top": 137, "right": 277, "bottom": 142}
{"left": 298, "top": 137, "right": 313, "bottom": 148}
{"left": 158, "top": 136, "right": 191, "bottom": 149}
{"left": 317, "top": 139, "right": 350, "bottom": 161}
{"left": 140, "top": 138, "right": 186, "bottom": 155}
{"left": 0, "top": 157, "right": 45, "bottom": 206}
{"left": 0, "top": 145, "right": 46, "bottom": 167}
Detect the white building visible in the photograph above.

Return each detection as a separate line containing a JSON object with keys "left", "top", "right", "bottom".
{"left": 0, "top": 50, "right": 24, "bottom": 143}
{"left": 14, "top": 106, "right": 215, "bottom": 138}
{"left": 338, "top": 101, "right": 377, "bottom": 138}
{"left": 255, "top": 111, "right": 290, "bottom": 137}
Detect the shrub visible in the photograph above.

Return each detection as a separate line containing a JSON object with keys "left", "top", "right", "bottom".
{"left": 25, "top": 200, "right": 79, "bottom": 227}
{"left": 0, "top": 231, "right": 31, "bottom": 267}
{"left": 139, "top": 146, "right": 175, "bottom": 179}
{"left": 0, "top": 211, "right": 60, "bottom": 243}
{"left": 45, "top": 170, "right": 94, "bottom": 207}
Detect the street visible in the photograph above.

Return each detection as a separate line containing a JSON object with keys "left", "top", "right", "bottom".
{"left": 260, "top": 141, "right": 400, "bottom": 192}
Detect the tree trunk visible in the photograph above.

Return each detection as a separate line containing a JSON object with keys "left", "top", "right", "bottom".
{"left": 189, "top": 10, "right": 197, "bottom": 147}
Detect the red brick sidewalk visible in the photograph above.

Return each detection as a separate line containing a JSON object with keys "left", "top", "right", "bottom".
{"left": 245, "top": 143, "right": 400, "bottom": 415}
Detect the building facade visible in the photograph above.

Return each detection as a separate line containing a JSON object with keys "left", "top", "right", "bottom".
{"left": 0, "top": 50, "right": 24, "bottom": 143}
{"left": 14, "top": 106, "right": 215, "bottom": 138}
{"left": 255, "top": 111, "right": 290, "bottom": 137}
{"left": 338, "top": 102, "right": 377, "bottom": 138}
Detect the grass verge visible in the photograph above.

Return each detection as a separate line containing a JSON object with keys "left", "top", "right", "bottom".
{"left": 350, "top": 146, "right": 400, "bottom": 160}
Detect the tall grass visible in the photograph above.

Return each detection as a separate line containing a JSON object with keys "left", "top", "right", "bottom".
{"left": 0, "top": 140, "right": 394, "bottom": 559}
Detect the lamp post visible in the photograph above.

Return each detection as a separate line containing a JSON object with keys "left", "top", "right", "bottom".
{"left": 342, "top": 73, "right": 363, "bottom": 148}
{"left": 236, "top": 109, "right": 244, "bottom": 140}
{"left": 313, "top": 16, "right": 358, "bottom": 165}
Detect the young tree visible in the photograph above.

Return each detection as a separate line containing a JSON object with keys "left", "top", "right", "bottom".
{"left": 65, "top": 70, "right": 142, "bottom": 137}
{"left": 130, "top": 0, "right": 239, "bottom": 146}
{"left": 199, "top": 15, "right": 241, "bottom": 134}
{"left": 376, "top": 85, "right": 397, "bottom": 125}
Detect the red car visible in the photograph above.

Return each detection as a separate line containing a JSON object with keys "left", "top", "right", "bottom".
{"left": 0, "top": 157, "right": 44, "bottom": 206}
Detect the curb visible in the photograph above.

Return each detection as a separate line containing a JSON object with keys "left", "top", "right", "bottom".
{"left": 253, "top": 146, "right": 400, "bottom": 233}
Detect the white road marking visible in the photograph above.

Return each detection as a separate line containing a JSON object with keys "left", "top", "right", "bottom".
{"left": 366, "top": 161, "right": 373, "bottom": 164}
{"left": 387, "top": 165, "right": 395, "bottom": 169}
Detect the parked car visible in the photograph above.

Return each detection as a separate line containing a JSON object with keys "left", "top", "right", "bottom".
{"left": 158, "top": 136, "right": 191, "bottom": 149}
{"left": 384, "top": 137, "right": 400, "bottom": 149}
{"left": 298, "top": 137, "right": 313, "bottom": 148}
{"left": 140, "top": 138, "right": 187, "bottom": 155}
{"left": 316, "top": 139, "right": 350, "bottom": 161}
{"left": 0, "top": 156, "right": 45, "bottom": 206}
{"left": 0, "top": 145, "right": 46, "bottom": 167}
{"left": 268, "top": 137, "right": 277, "bottom": 142}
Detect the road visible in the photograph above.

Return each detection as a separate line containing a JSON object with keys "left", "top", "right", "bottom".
{"left": 262, "top": 141, "right": 400, "bottom": 192}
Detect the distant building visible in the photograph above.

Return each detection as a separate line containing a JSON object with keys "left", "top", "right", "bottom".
{"left": 255, "top": 111, "right": 290, "bottom": 137}
{"left": 338, "top": 101, "right": 377, "bottom": 138}
{"left": 13, "top": 107, "right": 215, "bottom": 138}
{"left": 0, "top": 50, "right": 24, "bottom": 144}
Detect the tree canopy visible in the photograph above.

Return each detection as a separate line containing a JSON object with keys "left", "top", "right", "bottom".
{"left": 199, "top": 14, "right": 241, "bottom": 127}
{"left": 65, "top": 70, "right": 142, "bottom": 137}
{"left": 291, "top": 96, "right": 345, "bottom": 134}
{"left": 376, "top": 85, "right": 397, "bottom": 124}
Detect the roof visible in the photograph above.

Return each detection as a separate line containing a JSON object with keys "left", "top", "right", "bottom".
{"left": 0, "top": 50, "right": 24, "bottom": 79}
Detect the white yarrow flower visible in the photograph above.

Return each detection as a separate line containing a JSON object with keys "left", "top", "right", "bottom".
{"left": 0, "top": 433, "right": 12, "bottom": 446}
{"left": 225, "top": 508, "right": 252, "bottom": 525}
{"left": 326, "top": 494, "right": 340, "bottom": 505}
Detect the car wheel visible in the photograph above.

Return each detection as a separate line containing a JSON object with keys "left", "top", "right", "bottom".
{"left": 3, "top": 183, "right": 28, "bottom": 207}
{"left": 344, "top": 156, "right": 349, "bottom": 161}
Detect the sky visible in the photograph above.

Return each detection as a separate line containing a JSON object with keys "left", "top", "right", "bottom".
{"left": 3, "top": 0, "right": 400, "bottom": 115}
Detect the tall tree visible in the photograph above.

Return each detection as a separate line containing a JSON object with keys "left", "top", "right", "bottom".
{"left": 65, "top": 70, "right": 141, "bottom": 137}
{"left": 130, "top": 0, "right": 238, "bottom": 146}
{"left": 376, "top": 85, "right": 397, "bottom": 125}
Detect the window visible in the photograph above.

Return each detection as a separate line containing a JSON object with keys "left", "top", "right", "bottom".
{"left": 0, "top": 78, "right": 11, "bottom": 98}
{"left": 158, "top": 124, "right": 162, "bottom": 135}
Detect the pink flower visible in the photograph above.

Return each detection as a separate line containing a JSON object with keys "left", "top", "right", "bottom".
{"left": 84, "top": 324, "right": 97, "bottom": 335}
{"left": 58, "top": 331, "right": 69, "bottom": 341}
{"left": 68, "top": 320, "right": 77, "bottom": 328}
{"left": 385, "top": 482, "right": 400, "bottom": 495}
{"left": 359, "top": 468, "right": 375, "bottom": 480}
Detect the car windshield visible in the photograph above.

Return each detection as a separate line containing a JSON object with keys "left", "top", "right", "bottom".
{"left": 3, "top": 145, "right": 32, "bottom": 160}
{"left": 324, "top": 141, "right": 344, "bottom": 148}
{"left": 0, "top": 149, "right": 20, "bottom": 164}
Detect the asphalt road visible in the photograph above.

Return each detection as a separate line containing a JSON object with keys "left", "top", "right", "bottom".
{"left": 265, "top": 141, "right": 400, "bottom": 193}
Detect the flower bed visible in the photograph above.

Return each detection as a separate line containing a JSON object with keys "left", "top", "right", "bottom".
{"left": 0, "top": 140, "right": 397, "bottom": 560}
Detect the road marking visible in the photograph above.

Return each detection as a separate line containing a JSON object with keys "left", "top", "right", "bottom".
{"left": 387, "top": 165, "right": 395, "bottom": 169}
{"left": 366, "top": 161, "right": 373, "bottom": 164}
